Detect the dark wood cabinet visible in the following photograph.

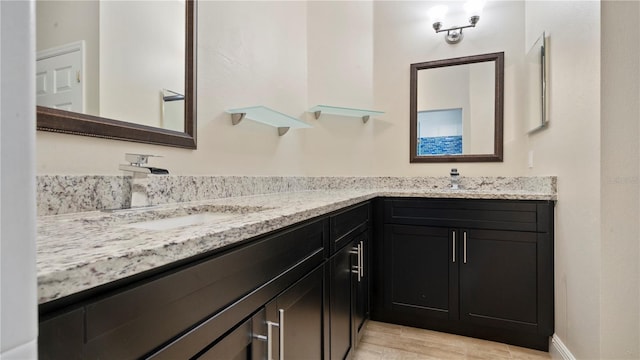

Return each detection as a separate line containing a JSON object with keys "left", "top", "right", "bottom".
{"left": 352, "top": 231, "right": 369, "bottom": 345}
{"left": 39, "top": 201, "right": 372, "bottom": 360}
{"left": 38, "top": 197, "right": 553, "bottom": 357}
{"left": 328, "top": 203, "right": 371, "bottom": 360}
{"left": 266, "top": 265, "right": 326, "bottom": 360}
{"left": 459, "top": 229, "right": 538, "bottom": 333}
{"left": 373, "top": 198, "right": 554, "bottom": 351}
{"left": 382, "top": 225, "right": 457, "bottom": 321}
{"left": 39, "top": 308, "right": 85, "bottom": 360}
{"left": 196, "top": 317, "right": 254, "bottom": 360}
{"left": 329, "top": 239, "right": 356, "bottom": 360}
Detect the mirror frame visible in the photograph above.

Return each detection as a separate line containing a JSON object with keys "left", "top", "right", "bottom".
{"left": 36, "top": 0, "right": 197, "bottom": 149}
{"left": 410, "top": 52, "right": 504, "bottom": 163}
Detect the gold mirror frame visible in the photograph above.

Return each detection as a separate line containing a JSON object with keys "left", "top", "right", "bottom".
{"left": 36, "top": 0, "right": 197, "bottom": 149}
{"left": 410, "top": 52, "right": 504, "bottom": 163}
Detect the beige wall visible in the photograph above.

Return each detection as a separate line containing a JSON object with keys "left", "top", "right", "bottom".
{"left": 36, "top": 0, "right": 526, "bottom": 176}
{"left": 305, "top": 1, "right": 376, "bottom": 175}
{"left": 525, "top": 1, "right": 602, "bottom": 359}
{"left": 468, "top": 62, "right": 495, "bottom": 154}
{"left": 38, "top": 1, "right": 310, "bottom": 175}
{"left": 372, "top": 0, "right": 526, "bottom": 176}
{"left": 600, "top": 1, "right": 640, "bottom": 359}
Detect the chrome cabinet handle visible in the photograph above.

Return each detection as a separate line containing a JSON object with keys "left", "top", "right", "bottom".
{"left": 265, "top": 309, "right": 285, "bottom": 360}
{"left": 351, "top": 245, "right": 359, "bottom": 278}
{"left": 359, "top": 240, "right": 364, "bottom": 278}
{"left": 350, "top": 243, "right": 362, "bottom": 282}
{"left": 452, "top": 231, "right": 456, "bottom": 263}
{"left": 278, "top": 309, "right": 284, "bottom": 360}
{"left": 463, "top": 231, "right": 467, "bottom": 264}
{"left": 266, "top": 319, "right": 278, "bottom": 360}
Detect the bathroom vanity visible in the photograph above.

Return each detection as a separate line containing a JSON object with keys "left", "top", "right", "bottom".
{"left": 372, "top": 198, "right": 554, "bottom": 350}
{"left": 37, "top": 184, "right": 555, "bottom": 359}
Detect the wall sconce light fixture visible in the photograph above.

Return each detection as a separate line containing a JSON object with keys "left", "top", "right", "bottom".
{"left": 429, "top": 0, "right": 486, "bottom": 44}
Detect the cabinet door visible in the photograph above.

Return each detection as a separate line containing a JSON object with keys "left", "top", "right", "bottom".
{"left": 382, "top": 225, "right": 458, "bottom": 321}
{"left": 266, "top": 265, "right": 325, "bottom": 360}
{"left": 459, "top": 229, "right": 538, "bottom": 333}
{"left": 330, "top": 239, "right": 357, "bottom": 360}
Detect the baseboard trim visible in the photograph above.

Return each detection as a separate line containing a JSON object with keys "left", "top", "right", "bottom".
{"left": 551, "top": 334, "right": 576, "bottom": 360}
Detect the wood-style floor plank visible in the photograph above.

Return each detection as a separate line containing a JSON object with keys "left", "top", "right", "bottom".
{"left": 353, "top": 321, "right": 551, "bottom": 360}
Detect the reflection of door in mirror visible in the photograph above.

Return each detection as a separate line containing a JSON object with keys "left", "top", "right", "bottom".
{"left": 36, "top": 41, "right": 84, "bottom": 113}
{"left": 35, "top": 0, "right": 185, "bottom": 131}
{"left": 416, "top": 62, "right": 495, "bottom": 156}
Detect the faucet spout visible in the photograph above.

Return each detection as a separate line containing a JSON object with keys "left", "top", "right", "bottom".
{"left": 119, "top": 153, "right": 168, "bottom": 208}
{"left": 119, "top": 164, "right": 152, "bottom": 174}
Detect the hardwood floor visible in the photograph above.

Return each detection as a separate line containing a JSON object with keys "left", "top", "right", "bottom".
{"left": 352, "top": 321, "right": 551, "bottom": 360}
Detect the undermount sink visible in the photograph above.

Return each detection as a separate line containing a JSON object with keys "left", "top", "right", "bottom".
{"left": 126, "top": 212, "right": 239, "bottom": 231}
{"left": 114, "top": 204, "right": 273, "bottom": 231}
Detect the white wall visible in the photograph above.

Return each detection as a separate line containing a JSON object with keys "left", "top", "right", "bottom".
{"left": 525, "top": 1, "right": 602, "bottom": 359}
{"left": 0, "top": 0, "right": 38, "bottom": 358}
{"left": 600, "top": 1, "right": 640, "bottom": 359}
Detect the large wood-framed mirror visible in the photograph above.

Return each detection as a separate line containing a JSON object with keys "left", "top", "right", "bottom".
{"left": 410, "top": 52, "right": 504, "bottom": 162}
{"left": 36, "top": 0, "right": 197, "bottom": 149}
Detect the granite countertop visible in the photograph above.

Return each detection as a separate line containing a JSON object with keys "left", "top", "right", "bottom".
{"left": 37, "top": 188, "right": 556, "bottom": 304}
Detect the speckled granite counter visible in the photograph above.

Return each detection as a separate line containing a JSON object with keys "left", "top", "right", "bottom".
{"left": 37, "top": 187, "right": 556, "bottom": 304}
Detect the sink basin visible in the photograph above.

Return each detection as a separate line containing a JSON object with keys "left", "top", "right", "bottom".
{"left": 110, "top": 204, "right": 273, "bottom": 231}
{"left": 126, "top": 213, "right": 238, "bottom": 231}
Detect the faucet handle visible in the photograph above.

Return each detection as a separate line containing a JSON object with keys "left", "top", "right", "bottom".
{"left": 125, "top": 153, "right": 162, "bottom": 166}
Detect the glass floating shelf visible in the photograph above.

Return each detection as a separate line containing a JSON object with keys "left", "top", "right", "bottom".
{"left": 308, "top": 105, "right": 384, "bottom": 123}
{"left": 227, "top": 106, "right": 312, "bottom": 136}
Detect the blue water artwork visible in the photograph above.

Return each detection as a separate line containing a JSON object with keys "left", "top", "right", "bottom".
{"left": 418, "top": 136, "right": 463, "bottom": 155}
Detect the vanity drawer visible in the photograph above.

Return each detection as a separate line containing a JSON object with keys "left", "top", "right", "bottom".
{"left": 384, "top": 198, "right": 548, "bottom": 232}
{"left": 330, "top": 202, "right": 370, "bottom": 252}
{"left": 84, "top": 218, "right": 327, "bottom": 359}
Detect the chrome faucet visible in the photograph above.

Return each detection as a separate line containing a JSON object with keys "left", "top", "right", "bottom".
{"left": 450, "top": 168, "right": 460, "bottom": 190}
{"left": 119, "top": 153, "right": 168, "bottom": 208}
{"left": 118, "top": 153, "right": 168, "bottom": 174}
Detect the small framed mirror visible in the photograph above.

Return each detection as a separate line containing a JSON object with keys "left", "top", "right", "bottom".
{"left": 526, "top": 32, "right": 547, "bottom": 133}
{"left": 410, "top": 52, "right": 504, "bottom": 163}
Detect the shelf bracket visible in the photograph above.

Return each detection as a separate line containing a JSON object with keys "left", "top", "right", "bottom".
{"left": 362, "top": 115, "right": 370, "bottom": 124}
{"left": 277, "top": 127, "right": 290, "bottom": 136}
{"left": 313, "top": 111, "right": 322, "bottom": 120}
{"left": 231, "top": 113, "right": 246, "bottom": 125}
